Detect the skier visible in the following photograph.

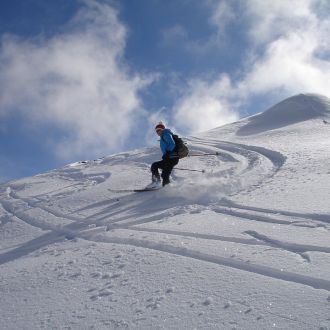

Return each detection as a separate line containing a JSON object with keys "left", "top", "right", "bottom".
{"left": 149, "top": 122, "right": 179, "bottom": 188}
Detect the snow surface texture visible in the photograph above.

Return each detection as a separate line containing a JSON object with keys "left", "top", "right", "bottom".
{"left": 1, "top": 93, "right": 330, "bottom": 329}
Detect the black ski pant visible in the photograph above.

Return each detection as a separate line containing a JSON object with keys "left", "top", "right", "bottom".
{"left": 151, "top": 157, "right": 179, "bottom": 185}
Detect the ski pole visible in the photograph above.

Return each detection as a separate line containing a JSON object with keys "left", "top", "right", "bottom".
{"left": 188, "top": 152, "right": 220, "bottom": 157}
{"left": 175, "top": 167, "right": 205, "bottom": 173}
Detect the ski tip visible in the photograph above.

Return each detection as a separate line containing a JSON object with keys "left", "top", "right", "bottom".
{"left": 134, "top": 187, "right": 163, "bottom": 192}
{"left": 108, "top": 187, "right": 162, "bottom": 193}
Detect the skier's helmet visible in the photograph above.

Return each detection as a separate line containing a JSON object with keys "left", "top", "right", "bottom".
{"left": 155, "top": 122, "right": 165, "bottom": 133}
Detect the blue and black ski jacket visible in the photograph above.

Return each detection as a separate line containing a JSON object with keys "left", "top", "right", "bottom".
{"left": 159, "top": 129, "right": 176, "bottom": 158}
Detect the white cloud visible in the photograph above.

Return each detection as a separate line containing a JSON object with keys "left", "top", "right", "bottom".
{"left": 243, "top": 0, "right": 315, "bottom": 45}
{"left": 173, "top": 0, "right": 330, "bottom": 134}
{"left": 0, "top": 1, "right": 152, "bottom": 160}
{"left": 240, "top": 0, "right": 330, "bottom": 98}
{"left": 173, "top": 75, "right": 239, "bottom": 133}
{"left": 209, "top": 1, "right": 236, "bottom": 37}
{"left": 241, "top": 31, "right": 330, "bottom": 97}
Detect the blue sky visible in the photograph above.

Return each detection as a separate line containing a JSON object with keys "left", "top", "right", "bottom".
{"left": 1, "top": 0, "right": 330, "bottom": 183}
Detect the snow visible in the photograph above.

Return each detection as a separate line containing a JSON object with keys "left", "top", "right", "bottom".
{"left": 1, "top": 93, "right": 330, "bottom": 329}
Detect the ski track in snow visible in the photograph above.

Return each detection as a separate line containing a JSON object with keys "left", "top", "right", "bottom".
{"left": 188, "top": 137, "right": 286, "bottom": 175}
{"left": 2, "top": 94, "right": 330, "bottom": 329}
{"left": 1, "top": 137, "right": 330, "bottom": 297}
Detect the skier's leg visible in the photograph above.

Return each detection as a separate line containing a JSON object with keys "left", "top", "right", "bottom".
{"left": 161, "top": 158, "right": 179, "bottom": 186}
{"left": 151, "top": 161, "right": 162, "bottom": 181}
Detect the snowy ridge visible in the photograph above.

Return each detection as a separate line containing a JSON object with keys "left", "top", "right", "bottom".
{"left": 1, "top": 94, "right": 330, "bottom": 329}
{"left": 237, "top": 93, "right": 330, "bottom": 136}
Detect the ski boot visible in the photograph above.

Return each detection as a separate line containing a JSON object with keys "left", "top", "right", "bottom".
{"left": 145, "top": 175, "right": 162, "bottom": 190}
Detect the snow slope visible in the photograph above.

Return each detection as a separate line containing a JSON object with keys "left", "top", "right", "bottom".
{"left": 1, "top": 93, "right": 330, "bottom": 329}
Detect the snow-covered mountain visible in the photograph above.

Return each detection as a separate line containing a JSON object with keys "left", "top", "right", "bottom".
{"left": 1, "top": 93, "right": 330, "bottom": 330}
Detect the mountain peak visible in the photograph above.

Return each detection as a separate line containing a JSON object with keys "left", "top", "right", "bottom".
{"left": 237, "top": 93, "right": 330, "bottom": 136}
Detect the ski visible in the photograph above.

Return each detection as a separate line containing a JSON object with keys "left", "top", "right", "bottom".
{"left": 175, "top": 167, "right": 205, "bottom": 173}
{"left": 188, "top": 151, "right": 220, "bottom": 157}
{"left": 108, "top": 187, "right": 162, "bottom": 193}
{"left": 134, "top": 187, "right": 162, "bottom": 192}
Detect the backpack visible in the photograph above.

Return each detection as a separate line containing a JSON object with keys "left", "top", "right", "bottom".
{"left": 171, "top": 133, "right": 189, "bottom": 159}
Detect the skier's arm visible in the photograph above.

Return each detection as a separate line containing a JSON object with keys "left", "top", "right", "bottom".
{"left": 162, "top": 131, "right": 176, "bottom": 152}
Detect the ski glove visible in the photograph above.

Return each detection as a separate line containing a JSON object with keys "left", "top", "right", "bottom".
{"left": 162, "top": 152, "right": 171, "bottom": 160}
